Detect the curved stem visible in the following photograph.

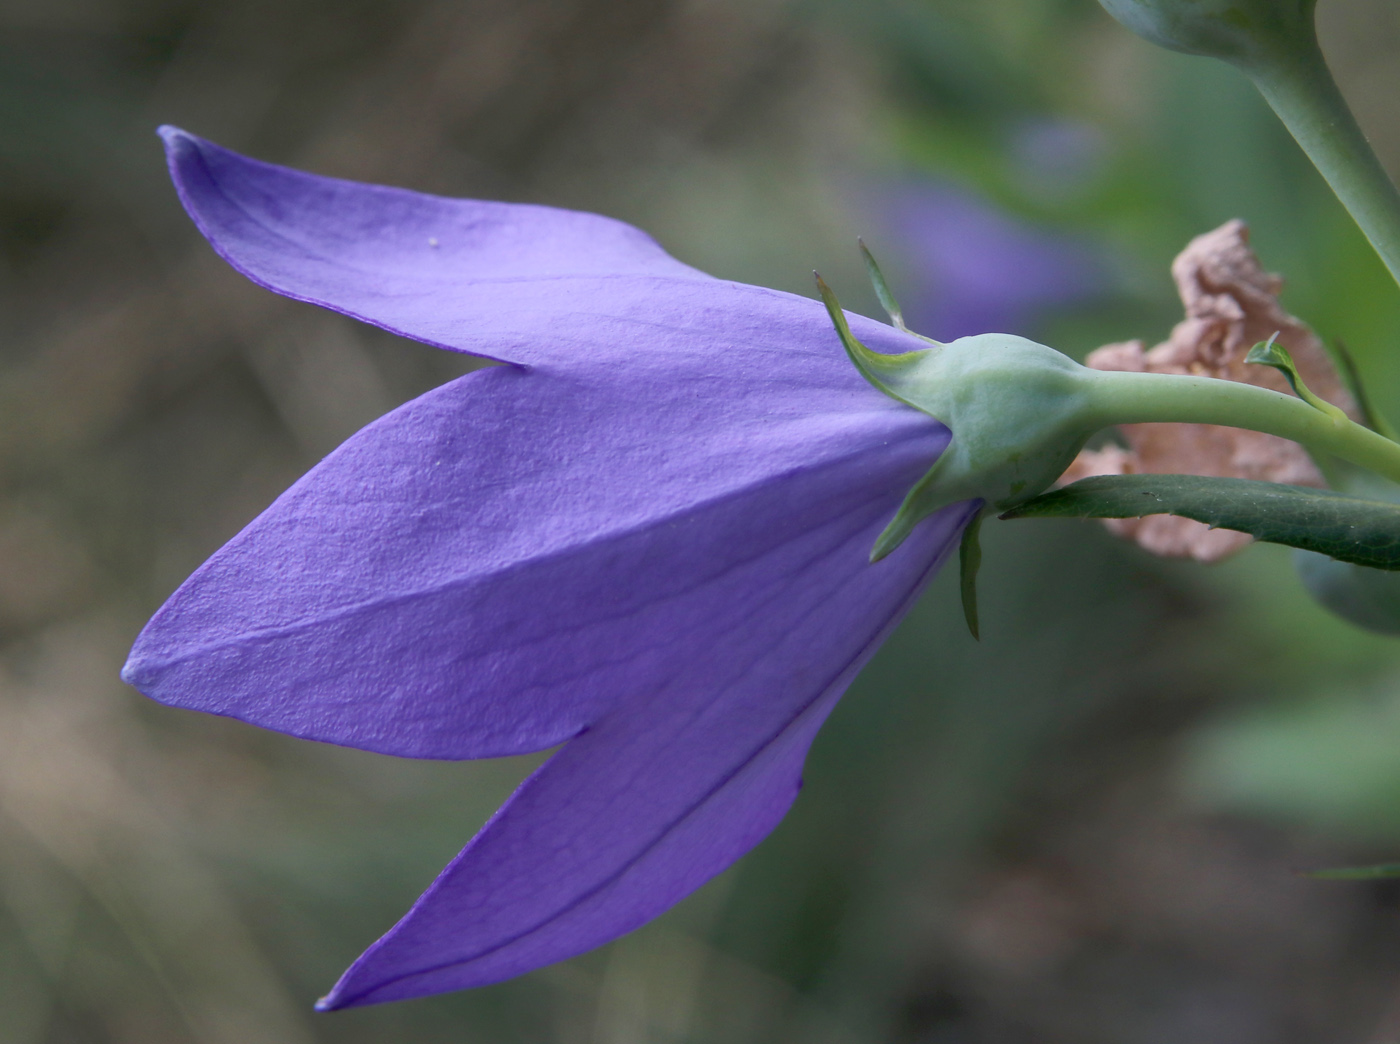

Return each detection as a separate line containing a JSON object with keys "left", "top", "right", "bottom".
{"left": 1089, "top": 369, "right": 1400, "bottom": 484}
{"left": 1242, "top": 39, "right": 1400, "bottom": 290}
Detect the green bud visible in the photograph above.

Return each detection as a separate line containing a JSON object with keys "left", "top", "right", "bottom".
{"left": 817, "top": 275, "right": 1104, "bottom": 558}
{"left": 817, "top": 268, "right": 1400, "bottom": 563}
{"left": 1097, "top": 0, "right": 1316, "bottom": 68}
{"left": 861, "top": 333, "right": 1105, "bottom": 559}
{"left": 1099, "top": 0, "right": 1400, "bottom": 305}
{"left": 1245, "top": 333, "right": 1350, "bottom": 423}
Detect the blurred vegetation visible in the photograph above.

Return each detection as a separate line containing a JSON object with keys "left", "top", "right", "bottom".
{"left": 4, "top": 0, "right": 1400, "bottom": 1041}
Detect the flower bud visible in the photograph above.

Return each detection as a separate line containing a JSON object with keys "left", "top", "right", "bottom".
{"left": 820, "top": 294, "right": 1110, "bottom": 558}
{"left": 1097, "top": 0, "right": 1316, "bottom": 67}
{"left": 819, "top": 270, "right": 1400, "bottom": 563}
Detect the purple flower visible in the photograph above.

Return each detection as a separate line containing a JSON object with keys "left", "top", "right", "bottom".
{"left": 876, "top": 180, "right": 1104, "bottom": 341}
{"left": 123, "top": 128, "right": 975, "bottom": 1008}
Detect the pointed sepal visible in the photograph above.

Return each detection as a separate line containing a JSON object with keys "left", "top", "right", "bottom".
{"left": 958, "top": 508, "right": 984, "bottom": 640}
{"left": 870, "top": 452, "right": 959, "bottom": 562}
{"left": 817, "top": 277, "right": 1105, "bottom": 561}
{"left": 858, "top": 239, "right": 908, "bottom": 333}
{"left": 814, "top": 273, "right": 930, "bottom": 408}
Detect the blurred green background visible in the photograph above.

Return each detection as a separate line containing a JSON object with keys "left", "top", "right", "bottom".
{"left": 4, "top": 0, "right": 1400, "bottom": 1040}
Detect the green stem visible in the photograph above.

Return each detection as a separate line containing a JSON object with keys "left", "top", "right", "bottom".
{"left": 1089, "top": 369, "right": 1400, "bottom": 484}
{"left": 1242, "top": 39, "right": 1400, "bottom": 290}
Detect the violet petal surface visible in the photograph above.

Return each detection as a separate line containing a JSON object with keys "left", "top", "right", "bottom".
{"left": 319, "top": 464, "right": 972, "bottom": 1007}
{"left": 123, "top": 353, "right": 957, "bottom": 757}
{"left": 158, "top": 125, "right": 712, "bottom": 366}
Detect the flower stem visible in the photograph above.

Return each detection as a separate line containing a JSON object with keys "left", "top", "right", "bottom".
{"left": 1089, "top": 369, "right": 1400, "bottom": 484}
{"left": 1243, "top": 39, "right": 1400, "bottom": 290}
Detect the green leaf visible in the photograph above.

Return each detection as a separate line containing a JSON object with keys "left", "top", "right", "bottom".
{"left": 1000, "top": 474, "right": 1400, "bottom": 570}
{"left": 1303, "top": 863, "right": 1400, "bottom": 880}
{"left": 959, "top": 509, "right": 984, "bottom": 641}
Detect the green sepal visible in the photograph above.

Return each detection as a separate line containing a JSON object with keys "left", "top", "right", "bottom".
{"left": 817, "top": 273, "right": 1111, "bottom": 560}
{"left": 813, "top": 273, "right": 966, "bottom": 561}
{"left": 871, "top": 452, "right": 954, "bottom": 562}
{"left": 813, "top": 273, "right": 928, "bottom": 409}
{"left": 1303, "top": 863, "right": 1400, "bottom": 880}
{"left": 958, "top": 508, "right": 984, "bottom": 640}
{"left": 858, "top": 239, "right": 908, "bottom": 332}
{"left": 1002, "top": 473, "right": 1400, "bottom": 570}
{"left": 856, "top": 242, "right": 943, "bottom": 348}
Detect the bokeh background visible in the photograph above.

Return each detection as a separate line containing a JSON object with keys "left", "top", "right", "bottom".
{"left": 5, "top": 0, "right": 1400, "bottom": 1040}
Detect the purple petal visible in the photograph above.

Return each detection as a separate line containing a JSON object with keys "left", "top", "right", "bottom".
{"left": 317, "top": 492, "right": 973, "bottom": 1007}
{"left": 123, "top": 278, "right": 955, "bottom": 758}
{"left": 137, "top": 131, "right": 977, "bottom": 1000}
{"left": 159, "top": 126, "right": 712, "bottom": 366}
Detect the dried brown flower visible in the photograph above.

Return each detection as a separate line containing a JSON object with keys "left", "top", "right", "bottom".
{"left": 1061, "top": 219, "right": 1358, "bottom": 562}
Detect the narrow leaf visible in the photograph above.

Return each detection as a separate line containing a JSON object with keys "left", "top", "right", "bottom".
{"left": 959, "top": 509, "right": 984, "bottom": 640}
{"left": 1001, "top": 474, "right": 1400, "bottom": 570}
{"left": 1303, "top": 863, "right": 1400, "bottom": 880}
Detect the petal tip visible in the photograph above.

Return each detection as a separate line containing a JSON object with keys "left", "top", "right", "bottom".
{"left": 156, "top": 124, "right": 199, "bottom": 157}
{"left": 121, "top": 629, "right": 171, "bottom": 695}
{"left": 314, "top": 969, "right": 392, "bottom": 1011}
{"left": 157, "top": 125, "right": 216, "bottom": 197}
{"left": 118, "top": 653, "right": 148, "bottom": 691}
